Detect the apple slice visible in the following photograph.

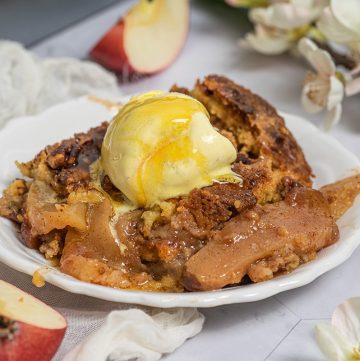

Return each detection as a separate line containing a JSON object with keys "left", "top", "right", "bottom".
{"left": 0, "top": 280, "right": 67, "bottom": 361}
{"left": 90, "top": 0, "right": 190, "bottom": 77}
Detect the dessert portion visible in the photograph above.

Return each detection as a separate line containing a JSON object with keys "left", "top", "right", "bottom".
{"left": 101, "top": 91, "right": 239, "bottom": 207}
{"left": 0, "top": 75, "right": 359, "bottom": 293}
{"left": 183, "top": 186, "right": 338, "bottom": 291}
{"left": 172, "top": 75, "right": 313, "bottom": 203}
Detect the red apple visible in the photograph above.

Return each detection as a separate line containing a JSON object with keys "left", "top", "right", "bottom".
{"left": 90, "top": 0, "right": 190, "bottom": 77}
{"left": 0, "top": 280, "right": 67, "bottom": 361}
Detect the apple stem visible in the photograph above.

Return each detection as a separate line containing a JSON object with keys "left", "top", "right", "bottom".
{"left": 0, "top": 316, "right": 17, "bottom": 340}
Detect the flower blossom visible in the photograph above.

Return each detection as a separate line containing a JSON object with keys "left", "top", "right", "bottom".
{"left": 243, "top": 24, "right": 292, "bottom": 54}
{"left": 317, "top": 0, "right": 360, "bottom": 57}
{"left": 316, "top": 298, "right": 360, "bottom": 361}
{"left": 298, "top": 37, "right": 344, "bottom": 129}
{"left": 242, "top": 0, "right": 327, "bottom": 55}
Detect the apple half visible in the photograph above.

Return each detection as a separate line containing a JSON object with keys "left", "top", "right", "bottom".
{"left": 90, "top": 0, "right": 190, "bottom": 76}
{"left": 0, "top": 280, "right": 67, "bottom": 361}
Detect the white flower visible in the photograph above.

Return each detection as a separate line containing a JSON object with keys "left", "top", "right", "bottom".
{"left": 316, "top": 297, "right": 360, "bottom": 361}
{"left": 242, "top": 0, "right": 327, "bottom": 54}
{"left": 317, "top": 0, "right": 360, "bottom": 48}
{"left": 242, "top": 24, "right": 292, "bottom": 54}
{"left": 250, "top": 0, "right": 325, "bottom": 30}
{"left": 298, "top": 37, "right": 344, "bottom": 129}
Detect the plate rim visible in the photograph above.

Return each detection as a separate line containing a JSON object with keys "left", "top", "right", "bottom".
{"left": 0, "top": 97, "right": 359, "bottom": 308}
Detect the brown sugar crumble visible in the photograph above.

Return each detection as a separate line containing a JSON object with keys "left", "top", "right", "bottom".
{"left": 1, "top": 75, "right": 359, "bottom": 292}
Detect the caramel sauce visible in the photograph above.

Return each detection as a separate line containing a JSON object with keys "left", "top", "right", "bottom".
{"left": 182, "top": 187, "right": 339, "bottom": 291}
{"left": 88, "top": 95, "right": 123, "bottom": 112}
{"left": 101, "top": 92, "right": 240, "bottom": 207}
{"left": 32, "top": 270, "right": 45, "bottom": 288}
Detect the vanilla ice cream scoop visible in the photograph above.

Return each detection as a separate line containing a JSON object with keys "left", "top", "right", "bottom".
{"left": 101, "top": 91, "right": 239, "bottom": 207}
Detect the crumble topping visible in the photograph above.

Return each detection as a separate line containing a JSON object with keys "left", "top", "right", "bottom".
{"left": 0, "top": 75, "right": 358, "bottom": 292}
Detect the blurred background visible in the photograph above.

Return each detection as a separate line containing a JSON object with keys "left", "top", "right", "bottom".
{"left": 0, "top": 0, "right": 359, "bottom": 141}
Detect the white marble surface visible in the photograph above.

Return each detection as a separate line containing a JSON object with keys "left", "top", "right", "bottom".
{"left": 2, "top": 0, "right": 360, "bottom": 360}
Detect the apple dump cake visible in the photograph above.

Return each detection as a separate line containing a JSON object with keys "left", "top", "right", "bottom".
{"left": 1, "top": 75, "right": 360, "bottom": 292}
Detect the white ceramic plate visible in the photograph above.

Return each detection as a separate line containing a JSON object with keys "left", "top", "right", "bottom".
{"left": 0, "top": 96, "right": 360, "bottom": 308}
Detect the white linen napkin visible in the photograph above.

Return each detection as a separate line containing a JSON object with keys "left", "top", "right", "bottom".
{"left": 0, "top": 40, "right": 121, "bottom": 128}
{"left": 62, "top": 308, "right": 204, "bottom": 361}
{"left": 0, "top": 263, "right": 205, "bottom": 361}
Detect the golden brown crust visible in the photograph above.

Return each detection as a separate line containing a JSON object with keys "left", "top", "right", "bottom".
{"left": 0, "top": 179, "right": 28, "bottom": 223}
{"left": 3, "top": 74, "right": 355, "bottom": 293}
{"left": 320, "top": 173, "right": 360, "bottom": 220}
{"left": 19, "top": 122, "right": 108, "bottom": 196}
{"left": 178, "top": 184, "right": 256, "bottom": 231}
{"left": 173, "top": 75, "right": 313, "bottom": 203}
{"left": 192, "top": 74, "right": 312, "bottom": 185}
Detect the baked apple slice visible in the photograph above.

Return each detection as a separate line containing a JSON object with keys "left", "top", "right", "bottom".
{"left": 0, "top": 280, "right": 67, "bottom": 361}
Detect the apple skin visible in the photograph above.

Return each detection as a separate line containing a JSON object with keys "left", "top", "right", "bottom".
{"left": 0, "top": 321, "right": 66, "bottom": 361}
{"left": 90, "top": 0, "right": 190, "bottom": 79}
{"left": 90, "top": 19, "right": 135, "bottom": 76}
{"left": 0, "top": 280, "right": 67, "bottom": 361}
